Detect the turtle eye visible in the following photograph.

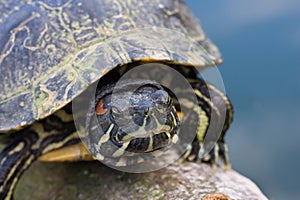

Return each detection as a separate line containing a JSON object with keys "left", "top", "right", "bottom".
{"left": 95, "top": 99, "right": 108, "bottom": 115}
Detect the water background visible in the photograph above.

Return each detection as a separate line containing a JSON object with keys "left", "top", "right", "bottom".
{"left": 185, "top": 0, "right": 300, "bottom": 199}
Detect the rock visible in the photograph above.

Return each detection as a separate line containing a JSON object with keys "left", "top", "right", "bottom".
{"left": 14, "top": 161, "right": 268, "bottom": 200}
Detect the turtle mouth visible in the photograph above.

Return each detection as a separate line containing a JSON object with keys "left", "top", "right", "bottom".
{"left": 120, "top": 126, "right": 173, "bottom": 142}
{"left": 121, "top": 131, "right": 177, "bottom": 154}
{"left": 111, "top": 108, "right": 179, "bottom": 153}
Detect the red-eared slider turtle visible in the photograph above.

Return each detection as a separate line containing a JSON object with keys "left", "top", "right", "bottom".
{"left": 0, "top": 0, "right": 233, "bottom": 199}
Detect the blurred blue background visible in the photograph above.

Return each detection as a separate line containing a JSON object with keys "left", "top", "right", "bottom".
{"left": 185, "top": 0, "right": 300, "bottom": 199}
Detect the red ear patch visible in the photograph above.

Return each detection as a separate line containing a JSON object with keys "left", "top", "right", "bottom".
{"left": 96, "top": 99, "right": 108, "bottom": 115}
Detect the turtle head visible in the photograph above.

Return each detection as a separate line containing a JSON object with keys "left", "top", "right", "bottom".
{"left": 89, "top": 79, "right": 179, "bottom": 160}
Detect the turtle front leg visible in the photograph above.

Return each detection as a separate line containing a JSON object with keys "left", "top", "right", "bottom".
{"left": 182, "top": 133, "right": 231, "bottom": 168}
{"left": 200, "top": 141, "right": 231, "bottom": 168}
{"left": 0, "top": 130, "right": 38, "bottom": 200}
{"left": 182, "top": 79, "right": 233, "bottom": 167}
{"left": 0, "top": 107, "right": 79, "bottom": 200}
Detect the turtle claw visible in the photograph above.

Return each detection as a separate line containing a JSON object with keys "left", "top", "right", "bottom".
{"left": 219, "top": 142, "right": 232, "bottom": 169}
{"left": 182, "top": 140, "right": 231, "bottom": 168}
{"left": 205, "top": 142, "right": 231, "bottom": 168}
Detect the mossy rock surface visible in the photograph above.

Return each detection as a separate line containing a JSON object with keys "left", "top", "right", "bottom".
{"left": 13, "top": 160, "right": 268, "bottom": 200}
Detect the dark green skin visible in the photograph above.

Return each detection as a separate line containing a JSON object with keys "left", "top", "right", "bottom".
{"left": 0, "top": 0, "right": 222, "bottom": 132}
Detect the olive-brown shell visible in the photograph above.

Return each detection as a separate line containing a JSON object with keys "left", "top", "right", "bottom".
{"left": 0, "top": 0, "right": 222, "bottom": 132}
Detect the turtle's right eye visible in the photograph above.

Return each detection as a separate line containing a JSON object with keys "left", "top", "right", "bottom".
{"left": 95, "top": 99, "right": 108, "bottom": 115}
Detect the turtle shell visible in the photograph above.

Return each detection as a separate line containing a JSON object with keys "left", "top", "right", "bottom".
{"left": 0, "top": 0, "right": 222, "bottom": 132}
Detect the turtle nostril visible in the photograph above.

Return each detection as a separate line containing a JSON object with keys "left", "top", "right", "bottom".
{"left": 144, "top": 110, "right": 149, "bottom": 116}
